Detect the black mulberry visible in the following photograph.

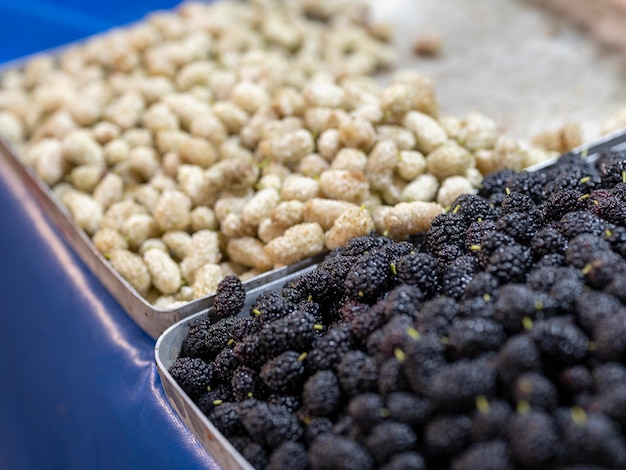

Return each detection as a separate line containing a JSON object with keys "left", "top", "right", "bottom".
{"left": 239, "top": 401, "right": 303, "bottom": 449}
{"left": 302, "top": 370, "right": 342, "bottom": 418}
{"left": 542, "top": 189, "right": 588, "bottom": 222}
{"left": 485, "top": 243, "right": 531, "bottom": 283}
{"left": 426, "top": 359, "right": 497, "bottom": 411}
{"left": 386, "top": 391, "right": 431, "bottom": 428}
{"left": 469, "top": 398, "right": 512, "bottom": 442}
{"left": 347, "top": 393, "right": 385, "bottom": 432}
{"left": 267, "top": 441, "right": 308, "bottom": 470}
{"left": 427, "top": 213, "right": 469, "bottom": 253}
{"left": 451, "top": 440, "right": 513, "bottom": 470}
{"left": 530, "top": 317, "right": 589, "bottom": 365}
{"left": 308, "top": 433, "right": 373, "bottom": 470}
{"left": 383, "top": 283, "right": 425, "bottom": 320}
{"left": 337, "top": 350, "right": 378, "bottom": 397}
{"left": 395, "top": 252, "right": 440, "bottom": 295}
{"left": 214, "top": 275, "right": 246, "bottom": 319}
{"left": 424, "top": 414, "right": 472, "bottom": 456}
{"left": 257, "top": 309, "right": 317, "bottom": 357}
{"left": 344, "top": 249, "right": 394, "bottom": 302}
{"left": 259, "top": 351, "right": 306, "bottom": 393}
{"left": 448, "top": 317, "right": 506, "bottom": 358}
{"left": 506, "top": 410, "right": 561, "bottom": 468}
{"left": 449, "top": 193, "right": 497, "bottom": 223}
{"left": 511, "top": 371, "right": 559, "bottom": 410}
{"left": 496, "top": 335, "right": 542, "bottom": 385}
{"left": 364, "top": 421, "right": 417, "bottom": 465}
{"left": 168, "top": 357, "right": 213, "bottom": 401}
{"left": 307, "top": 324, "right": 354, "bottom": 372}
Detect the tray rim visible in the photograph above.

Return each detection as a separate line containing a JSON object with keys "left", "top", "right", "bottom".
{"left": 155, "top": 264, "right": 319, "bottom": 470}
{"left": 156, "top": 309, "right": 255, "bottom": 470}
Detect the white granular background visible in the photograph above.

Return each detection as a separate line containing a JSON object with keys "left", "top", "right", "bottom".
{"left": 367, "top": 0, "right": 626, "bottom": 140}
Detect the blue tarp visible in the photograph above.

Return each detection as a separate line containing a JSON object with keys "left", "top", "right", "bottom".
{"left": 0, "top": 130, "right": 220, "bottom": 470}
{"left": 0, "top": 2, "right": 220, "bottom": 468}
{"left": 0, "top": 0, "right": 181, "bottom": 63}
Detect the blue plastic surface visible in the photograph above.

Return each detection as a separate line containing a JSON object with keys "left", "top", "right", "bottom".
{"left": 0, "top": 154, "right": 223, "bottom": 470}
{"left": 0, "top": 2, "right": 221, "bottom": 468}
{"left": 0, "top": 0, "right": 182, "bottom": 63}
{"left": 0, "top": 154, "right": 220, "bottom": 470}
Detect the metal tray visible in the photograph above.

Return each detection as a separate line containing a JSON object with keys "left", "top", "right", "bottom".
{"left": 155, "top": 265, "right": 319, "bottom": 470}
{"left": 154, "top": 128, "right": 626, "bottom": 469}
{"left": 0, "top": 133, "right": 324, "bottom": 339}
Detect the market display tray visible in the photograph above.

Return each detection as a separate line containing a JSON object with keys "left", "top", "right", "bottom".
{"left": 0, "top": 134, "right": 324, "bottom": 339}
{"left": 154, "top": 127, "right": 626, "bottom": 470}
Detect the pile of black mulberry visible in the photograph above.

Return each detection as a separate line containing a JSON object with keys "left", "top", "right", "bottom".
{"left": 169, "top": 148, "right": 626, "bottom": 470}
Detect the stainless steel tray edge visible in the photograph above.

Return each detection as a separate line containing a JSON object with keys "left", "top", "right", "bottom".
{"left": 0, "top": 135, "right": 325, "bottom": 339}
{"left": 155, "top": 266, "right": 319, "bottom": 470}
{"left": 524, "top": 126, "right": 626, "bottom": 172}
{"left": 157, "top": 313, "right": 254, "bottom": 470}
{"left": 0, "top": 135, "right": 183, "bottom": 337}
